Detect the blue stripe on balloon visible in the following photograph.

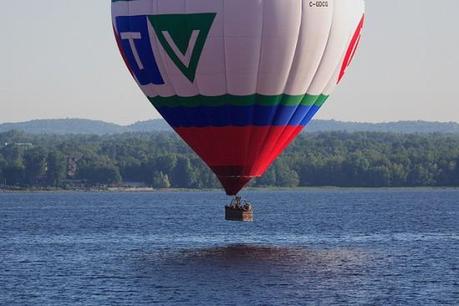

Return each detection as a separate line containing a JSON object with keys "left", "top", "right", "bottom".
{"left": 300, "top": 106, "right": 321, "bottom": 126}
{"left": 155, "top": 104, "right": 320, "bottom": 128}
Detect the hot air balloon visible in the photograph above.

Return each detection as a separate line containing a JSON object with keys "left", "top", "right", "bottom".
{"left": 112, "top": 0, "right": 365, "bottom": 220}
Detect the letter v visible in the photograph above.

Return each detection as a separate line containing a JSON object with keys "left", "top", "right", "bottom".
{"left": 149, "top": 13, "right": 216, "bottom": 83}
{"left": 162, "top": 30, "right": 200, "bottom": 68}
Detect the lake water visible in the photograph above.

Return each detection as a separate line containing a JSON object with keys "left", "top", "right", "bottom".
{"left": 0, "top": 189, "right": 458, "bottom": 305}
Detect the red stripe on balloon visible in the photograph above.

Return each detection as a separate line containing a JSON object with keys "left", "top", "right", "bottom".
{"left": 174, "top": 125, "right": 303, "bottom": 194}
{"left": 259, "top": 126, "right": 304, "bottom": 176}
{"left": 349, "top": 34, "right": 362, "bottom": 67}
{"left": 338, "top": 14, "right": 365, "bottom": 84}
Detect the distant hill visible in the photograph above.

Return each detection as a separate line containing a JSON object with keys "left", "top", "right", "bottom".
{"left": 305, "top": 120, "right": 459, "bottom": 134}
{"left": 127, "top": 119, "right": 171, "bottom": 132}
{"left": 1, "top": 118, "right": 459, "bottom": 135}
{"left": 0, "top": 119, "right": 170, "bottom": 135}
{"left": 0, "top": 119, "right": 124, "bottom": 135}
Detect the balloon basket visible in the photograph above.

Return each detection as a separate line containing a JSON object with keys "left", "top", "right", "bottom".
{"left": 225, "top": 196, "right": 253, "bottom": 222}
{"left": 225, "top": 206, "right": 253, "bottom": 222}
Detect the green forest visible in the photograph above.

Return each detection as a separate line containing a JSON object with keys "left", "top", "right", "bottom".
{"left": 1, "top": 130, "right": 459, "bottom": 189}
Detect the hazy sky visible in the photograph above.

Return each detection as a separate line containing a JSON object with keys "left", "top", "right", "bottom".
{"left": 1, "top": 0, "right": 458, "bottom": 125}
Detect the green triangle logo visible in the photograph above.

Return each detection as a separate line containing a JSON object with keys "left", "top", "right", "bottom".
{"left": 148, "top": 13, "right": 216, "bottom": 83}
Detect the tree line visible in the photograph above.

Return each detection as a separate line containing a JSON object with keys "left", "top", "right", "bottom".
{"left": 1, "top": 130, "right": 459, "bottom": 189}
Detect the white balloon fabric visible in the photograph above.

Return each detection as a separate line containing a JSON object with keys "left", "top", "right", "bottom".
{"left": 112, "top": 0, "right": 365, "bottom": 195}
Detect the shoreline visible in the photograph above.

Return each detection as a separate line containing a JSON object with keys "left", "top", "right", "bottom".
{"left": 1, "top": 186, "right": 459, "bottom": 193}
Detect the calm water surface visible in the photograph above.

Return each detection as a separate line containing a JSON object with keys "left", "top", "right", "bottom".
{"left": 0, "top": 189, "right": 458, "bottom": 305}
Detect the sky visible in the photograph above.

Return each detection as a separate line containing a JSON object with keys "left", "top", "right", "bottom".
{"left": 1, "top": 0, "right": 458, "bottom": 125}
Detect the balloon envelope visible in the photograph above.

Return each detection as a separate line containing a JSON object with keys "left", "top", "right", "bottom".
{"left": 112, "top": 0, "right": 365, "bottom": 195}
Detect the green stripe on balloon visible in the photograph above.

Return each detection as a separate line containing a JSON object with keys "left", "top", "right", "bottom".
{"left": 148, "top": 94, "right": 328, "bottom": 108}
{"left": 313, "top": 95, "right": 329, "bottom": 107}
